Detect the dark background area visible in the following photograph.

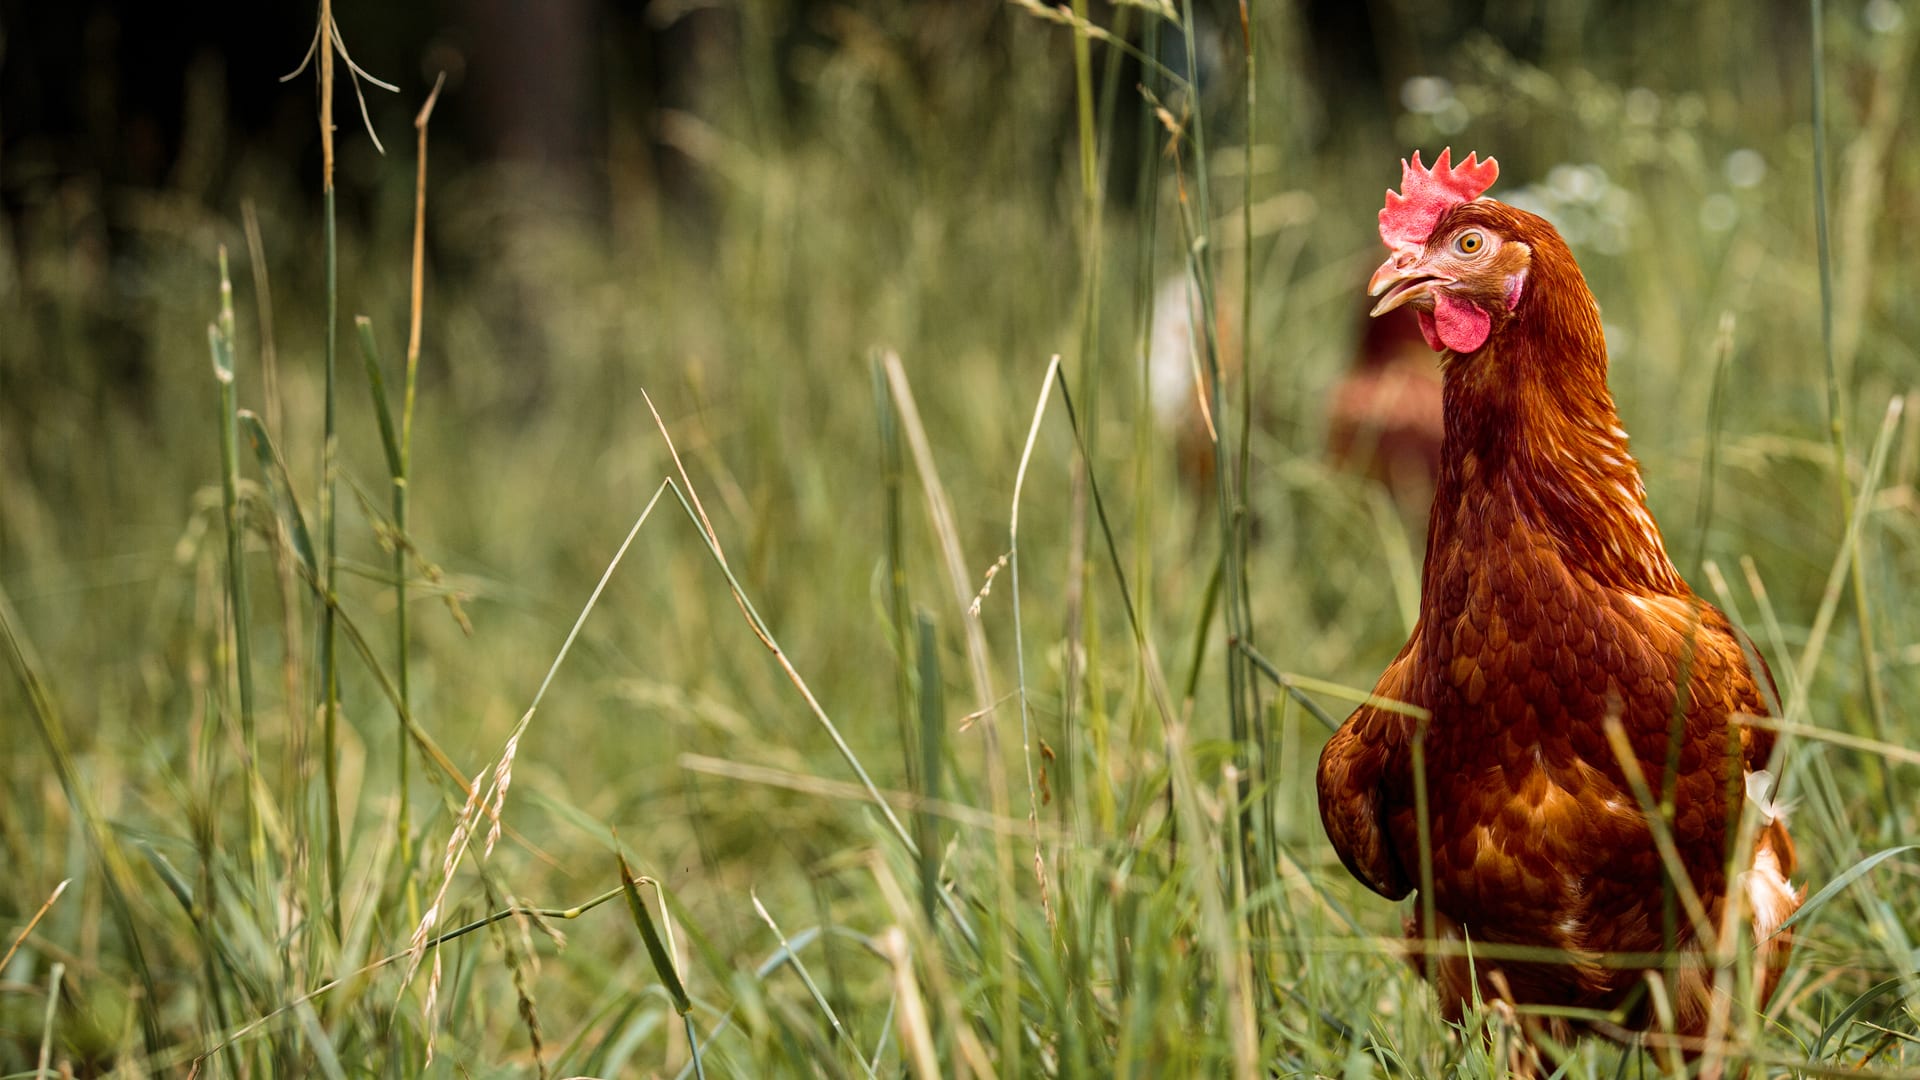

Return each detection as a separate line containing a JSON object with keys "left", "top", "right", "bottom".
{"left": 1, "top": 0, "right": 1813, "bottom": 405}
{"left": 5, "top": 0, "right": 1722, "bottom": 221}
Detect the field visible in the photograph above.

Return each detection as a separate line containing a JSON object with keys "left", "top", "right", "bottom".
{"left": 3, "top": 1, "right": 1918, "bottom": 1075}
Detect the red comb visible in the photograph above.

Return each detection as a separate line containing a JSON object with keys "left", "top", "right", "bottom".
{"left": 1378, "top": 148, "right": 1499, "bottom": 250}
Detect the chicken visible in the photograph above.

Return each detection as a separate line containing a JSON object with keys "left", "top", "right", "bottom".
{"left": 1149, "top": 270, "right": 1441, "bottom": 523}
{"left": 1147, "top": 270, "right": 1242, "bottom": 504}
{"left": 1326, "top": 302, "right": 1444, "bottom": 525}
{"left": 1315, "top": 149, "right": 1802, "bottom": 1054}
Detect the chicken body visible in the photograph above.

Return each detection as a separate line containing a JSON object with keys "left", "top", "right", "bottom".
{"left": 1316, "top": 175, "right": 1800, "bottom": 1045}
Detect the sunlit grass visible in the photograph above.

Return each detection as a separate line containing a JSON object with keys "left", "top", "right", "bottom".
{"left": 2, "top": 1, "right": 1917, "bottom": 1076}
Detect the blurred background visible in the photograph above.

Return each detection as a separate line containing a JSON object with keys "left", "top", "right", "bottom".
{"left": 3, "top": 0, "right": 1917, "bottom": 1074}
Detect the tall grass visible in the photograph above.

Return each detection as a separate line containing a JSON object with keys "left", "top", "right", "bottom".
{"left": 1, "top": 1, "right": 1917, "bottom": 1076}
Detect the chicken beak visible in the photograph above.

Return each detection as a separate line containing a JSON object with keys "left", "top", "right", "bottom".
{"left": 1368, "top": 253, "right": 1449, "bottom": 318}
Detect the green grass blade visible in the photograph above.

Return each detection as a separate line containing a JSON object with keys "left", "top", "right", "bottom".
{"left": 661, "top": 477, "right": 918, "bottom": 854}
{"left": 875, "top": 353, "right": 922, "bottom": 814}
{"left": 618, "top": 851, "right": 703, "bottom": 1078}
{"left": 1811, "top": 975, "right": 1912, "bottom": 1060}
{"left": 618, "top": 852, "right": 692, "bottom": 1016}
{"left": 1772, "top": 844, "right": 1919, "bottom": 939}
{"left": 141, "top": 842, "right": 198, "bottom": 914}
{"left": 212, "top": 246, "right": 268, "bottom": 896}
{"left": 354, "top": 316, "right": 404, "bottom": 479}
{"left": 356, "top": 311, "right": 419, "bottom": 920}
{"left": 914, "top": 611, "right": 944, "bottom": 927}
{"left": 751, "top": 891, "right": 877, "bottom": 1079}
{"left": 318, "top": 197, "right": 345, "bottom": 942}
{"left": 37, "top": 963, "right": 64, "bottom": 1080}
{"left": 239, "top": 411, "right": 318, "bottom": 578}
{"left": 1786, "top": 397, "right": 1905, "bottom": 713}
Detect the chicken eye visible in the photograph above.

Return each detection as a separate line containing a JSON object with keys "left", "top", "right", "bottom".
{"left": 1454, "top": 231, "right": 1486, "bottom": 256}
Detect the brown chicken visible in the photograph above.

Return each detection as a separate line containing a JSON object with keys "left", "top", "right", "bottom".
{"left": 1327, "top": 303, "right": 1445, "bottom": 524}
{"left": 1315, "top": 150, "right": 1802, "bottom": 1055}
{"left": 1151, "top": 269, "right": 1442, "bottom": 523}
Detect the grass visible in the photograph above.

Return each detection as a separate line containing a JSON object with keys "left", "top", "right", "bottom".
{"left": 2, "top": 1, "right": 1919, "bottom": 1075}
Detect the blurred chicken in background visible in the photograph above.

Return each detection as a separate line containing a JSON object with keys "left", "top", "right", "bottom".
{"left": 1324, "top": 301, "right": 1445, "bottom": 522}
{"left": 1147, "top": 271, "right": 1238, "bottom": 506}
{"left": 1147, "top": 276, "right": 1442, "bottom": 524}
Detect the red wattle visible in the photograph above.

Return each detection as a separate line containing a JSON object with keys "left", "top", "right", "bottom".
{"left": 1432, "top": 294, "right": 1490, "bottom": 353}
{"left": 1416, "top": 310, "right": 1443, "bottom": 351}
